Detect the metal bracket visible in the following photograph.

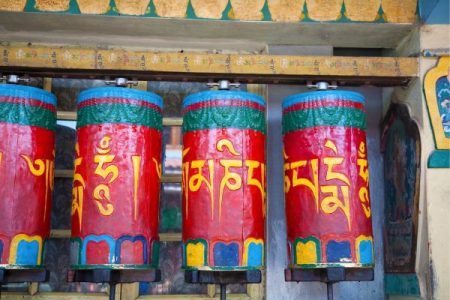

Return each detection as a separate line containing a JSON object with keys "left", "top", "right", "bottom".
{"left": 284, "top": 267, "right": 373, "bottom": 283}
{"left": 207, "top": 80, "right": 240, "bottom": 90}
{"left": 185, "top": 270, "right": 261, "bottom": 300}
{"left": 0, "top": 268, "right": 49, "bottom": 284}
{"left": 68, "top": 269, "right": 161, "bottom": 300}
{"left": 105, "top": 77, "right": 139, "bottom": 87}
{"left": 0, "top": 74, "right": 31, "bottom": 84}
{"left": 285, "top": 267, "right": 374, "bottom": 300}
{"left": 185, "top": 270, "right": 261, "bottom": 285}
{"left": 307, "top": 81, "right": 338, "bottom": 90}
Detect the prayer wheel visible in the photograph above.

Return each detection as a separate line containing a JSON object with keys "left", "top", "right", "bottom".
{"left": 282, "top": 90, "right": 374, "bottom": 269}
{"left": 182, "top": 90, "right": 266, "bottom": 270}
{"left": 0, "top": 84, "right": 56, "bottom": 268}
{"left": 70, "top": 87, "right": 163, "bottom": 269}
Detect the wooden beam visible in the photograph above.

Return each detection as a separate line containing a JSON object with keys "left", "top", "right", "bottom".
{"left": 0, "top": 44, "right": 418, "bottom": 86}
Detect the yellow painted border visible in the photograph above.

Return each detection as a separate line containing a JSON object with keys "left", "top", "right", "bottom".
{"left": 9, "top": 234, "right": 43, "bottom": 265}
{"left": 424, "top": 56, "right": 450, "bottom": 150}
{"left": 355, "top": 235, "right": 373, "bottom": 264}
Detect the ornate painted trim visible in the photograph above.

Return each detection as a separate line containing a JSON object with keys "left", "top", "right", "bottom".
{"left": 80, "top": 234, "right": 115, "bottom": 265}
{"left": 243, "top": 238, "right": 264, "bottom": 267}
{"left": 292, "top": 236, "right": 321, "bottom": 266}
{"left": 424, "top": 57, "right": 450, "bottom": 150}
{"left": 0, "top": 0, "right": 418, "bottom": 24}
{"left": 77, "top": 103, "right": 162, "bottom": 130}
{"left": 183, "top": 106, "right": 266, "bottom": 133}
{"left": 184, "top": 239, "right": 208, "bottom": 268}
{"left": 8, "top": 234, "right": 43, "bottom": 266}
{"left": 115, "top": 235, "right": 148, "bottom": 264}
{"left": 355, "top": 235, "right": 374, "bottom": 265}
{"left": 282, "top": 106, "right": 366, "bottom": 134}
{"left": 0, "top": 102, "right": 56, "bottom": 130}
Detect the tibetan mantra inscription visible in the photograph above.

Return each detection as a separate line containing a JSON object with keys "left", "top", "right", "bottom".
{"left": 282, "top": 90, "right": 374, "bottom": 269}
{"left": 70, "top": 87, "right": 163, "bottom": 269}
{"left": 182, "top": 90, "right": 266, "bottom": 270}
{"left": 0, "top": 84, "right": 56, "bottom": 268}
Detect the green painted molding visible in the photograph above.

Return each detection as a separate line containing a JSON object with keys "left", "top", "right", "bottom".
{"left": 428, "top": 150, "right": 450, "bottom": 168}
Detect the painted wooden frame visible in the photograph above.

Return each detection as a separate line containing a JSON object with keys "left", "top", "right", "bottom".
{"left": 424, "top": 56, "right": 450, "bottom": 150}
{"left": 423, "top": 56, "right": 450, "bottom": 168}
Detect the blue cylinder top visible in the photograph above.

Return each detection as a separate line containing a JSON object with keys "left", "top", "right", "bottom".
{"left": 0, "top": 84, "right": 57, "bottom": 106}
{"left": 183, "top": 90, "right": 266, "bottom": 109}
{"left": 282, "top": 90, "right": 365, "bottom": 110}
{"left": 78, "top": 87, "right": 164, "bottom": 109}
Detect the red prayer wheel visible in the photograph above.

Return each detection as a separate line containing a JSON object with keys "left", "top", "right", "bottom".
{"left": 0, "top": 84, "right": 56, "bottom": 269}
{"left": 282, "top": 90, "right": 374, "bottom": 269}
{"left": 70, "top": 87, "right": 163, "bottom": 269}
{"left": 182, "top": 90, "right": 266, "bottom": 270}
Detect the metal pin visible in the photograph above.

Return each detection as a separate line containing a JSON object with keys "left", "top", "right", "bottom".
{"left": 105, "top": 77, "right": 138, "bottom": 87}
{"left": 327, "top": 282, "right": 333, "bottom": 300}
{"left": 0, "top": 74, "right": 31, "bottom": 84}
{"left": 207, "top": 80, "right": 240, "bottom": 90}
{"left": 307, "top": 81, "right": 338, "bottom": 90}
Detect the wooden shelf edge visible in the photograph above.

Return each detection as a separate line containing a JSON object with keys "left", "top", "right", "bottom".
{"left": 0, "top": 43, "right": 418, "bottom": 86}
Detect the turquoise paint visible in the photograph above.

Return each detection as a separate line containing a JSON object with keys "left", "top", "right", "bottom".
{"left": 247, "top": 242, "right": 263, "bottom": 267}
{"left": 261, "top": 0, "right": 271, "bottom": 21}
{"left": 435, "top": 75, "right": 450, "bottom": 138}
{"left": 78, "top": 86, "right": 163, "bottom": 108}
{"left": 385, "top": 273, "right": 421, "bottom": 296}
{"left": 222, "top": 1, "right": 233, "bottom": 20}
{"left": 0, "top": 83, "right": 57, "bottom": 105}
{"left": 420, "top": 0, "right": 449, "bottom": 24}
{"left": 16, "top": 240, "right": 40, "bottom": 265}
{"left": 185, "top": 0, "right": 196, "bottom": 19}
{"left": 359, "top": 240, "right": 373, "bottom": 264}
{"left": 428, "top": 150, "right": 450, "bottom": 168}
